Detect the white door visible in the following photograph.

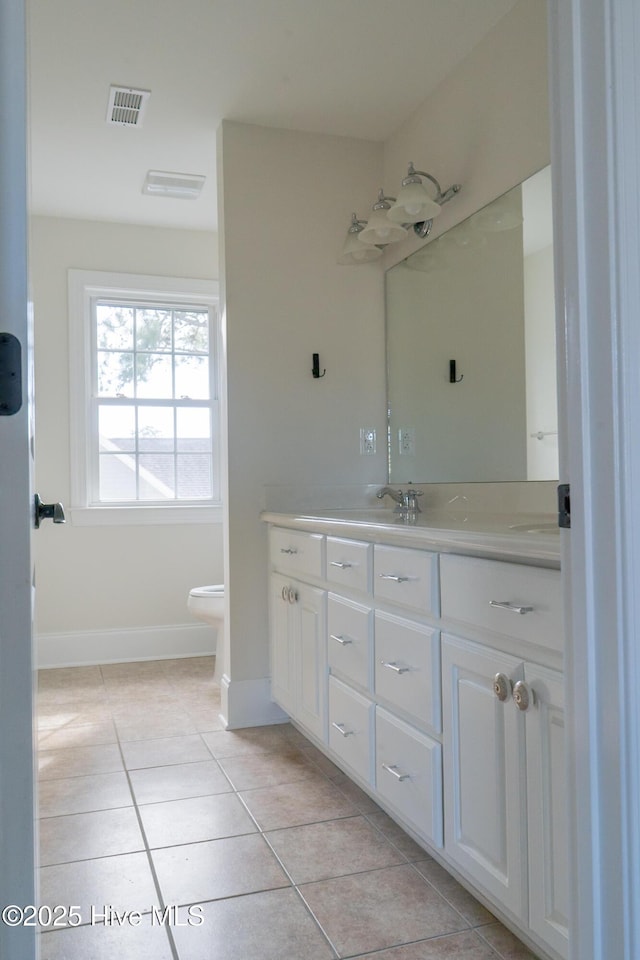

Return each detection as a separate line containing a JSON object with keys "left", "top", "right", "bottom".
{"left": 0, "top": 0, "right": 37, "bottom": 957}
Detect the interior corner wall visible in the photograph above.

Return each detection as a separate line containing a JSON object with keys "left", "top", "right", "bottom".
{"left": 382, "top": 0, "right": 550, "bottom": 269}
{"left": 217, "top": 121, "right": 384, "bottom": 712}
{"left": 30, "top": 216, "right": 223, "bottom": 650}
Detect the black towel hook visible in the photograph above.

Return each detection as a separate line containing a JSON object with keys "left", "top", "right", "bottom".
{"left": 312, "top": 353, "right": 326, "bottom": 378}
{"left": 449, "top": 359, "right": 463, "bottom": 383}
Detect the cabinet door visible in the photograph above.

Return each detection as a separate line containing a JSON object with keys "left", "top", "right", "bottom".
{"left": 442, "top": 633, "right": 527, "bottom": 921}
{"left": 295, "top": 582, "right": 327, "bottom": 742}
{"left": 270, "top": 573, "right": 296, "bottom": 717}
{"left": 524, "top": 664, "right": 569, "bottom": 959}
{"left": 270, "top": 575, "right": 327, "bottom": 743}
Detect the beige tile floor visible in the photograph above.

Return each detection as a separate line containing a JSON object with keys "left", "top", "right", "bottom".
{"left": 36, "top": 656, "right": 539, "bottom": 960}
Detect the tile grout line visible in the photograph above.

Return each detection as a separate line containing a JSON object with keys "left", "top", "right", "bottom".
{"left": 109, "top": 706, "right": 181, "bottom": 960}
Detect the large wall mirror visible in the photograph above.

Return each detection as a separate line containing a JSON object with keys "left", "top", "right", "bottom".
{"left": 386, "top": 166, "right": 558, "bottom": 484}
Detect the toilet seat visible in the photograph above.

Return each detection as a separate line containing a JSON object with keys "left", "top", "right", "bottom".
{"left": 189, "top": 584, "right": 224, "bottom": 598}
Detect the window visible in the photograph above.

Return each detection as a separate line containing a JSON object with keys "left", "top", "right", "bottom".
{"left": 68, "top": 271, "right": 221, "bottom": 524}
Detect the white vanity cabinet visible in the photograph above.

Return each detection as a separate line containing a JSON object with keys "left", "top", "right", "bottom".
{"left": 266, "top": 515, "right": 566, "bottom": 960}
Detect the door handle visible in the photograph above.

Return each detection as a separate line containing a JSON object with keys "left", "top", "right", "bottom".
{"left": 34, "top": 494, "right": 66, "bottom": 528}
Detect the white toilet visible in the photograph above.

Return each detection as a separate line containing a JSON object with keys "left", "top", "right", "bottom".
{"left": 187, "top": 584, "right": 225, "bottom": 683}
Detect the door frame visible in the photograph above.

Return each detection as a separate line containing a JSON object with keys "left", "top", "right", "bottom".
{"left": 0, "top": 0, "right": 38, "bottom": 957}
{"left": 549, "top": 0, "right": 640, "bottom": 956}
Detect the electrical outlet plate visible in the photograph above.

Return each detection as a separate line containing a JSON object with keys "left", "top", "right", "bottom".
{"left": 399, "top": 427, "right": 415, "bottom": 455}
{"left": 360, "top": 428, "right": 376, "bottom": 455}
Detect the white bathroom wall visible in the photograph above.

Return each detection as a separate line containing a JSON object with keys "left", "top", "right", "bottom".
{"left": 382, "top": 0, "right": 549, "bottom": 269}
{"left": 218, "top": 0, "right": 550, "bottom": 727}
{"left": 30, "top": 216, "right": 224, "bottom": 664}
{"left": 218, "top": 121, "right": 385, "bottom": 725}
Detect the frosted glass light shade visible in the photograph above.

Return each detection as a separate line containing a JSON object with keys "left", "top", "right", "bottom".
{"left": 388, "top": 181, "right": 442, "bottom": 224}
{"left": 359, "top": 207, "right": 407, "bottom": 246}
{"left": 338, "top": 230, "right": 382, "bottom": 264}
{"left": 471, "top": 200, "right": 523, "bottom": 232}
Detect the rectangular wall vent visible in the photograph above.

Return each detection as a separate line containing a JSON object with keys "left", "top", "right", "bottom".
{"left": 106, "top": 86, "right": 151, "bottom": 127}
{"left": 142, "top": 170, "right": 206, "bottom": 200}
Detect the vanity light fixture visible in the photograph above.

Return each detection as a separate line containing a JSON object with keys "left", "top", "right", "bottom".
{"left": 339, "top": 164, "right": 461, "bottom": 264}
{"left": 388, "top": 163, "right": 460, "bottom": 224}
{"left": 358, "top": 191, "right": 410, "bottom": 246}
{"left": 338, "top": 213, "right": 384, "bottom": 265}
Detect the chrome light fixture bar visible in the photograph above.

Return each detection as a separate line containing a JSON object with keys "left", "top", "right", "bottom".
{"left": 339, "top": 163, "right": 461, "bottom": 265}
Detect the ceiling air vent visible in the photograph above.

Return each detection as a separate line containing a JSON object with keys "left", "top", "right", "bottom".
{"left": 106, "top": 86, "right": 151, "bottom": 127}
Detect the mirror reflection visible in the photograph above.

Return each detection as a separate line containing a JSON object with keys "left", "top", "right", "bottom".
{"left": 386, "top": 166, "right": 558, "bottom": 484}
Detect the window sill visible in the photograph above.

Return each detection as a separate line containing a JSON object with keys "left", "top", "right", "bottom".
{"left": 69, "top": 504, "right": 223, "bottom": 526}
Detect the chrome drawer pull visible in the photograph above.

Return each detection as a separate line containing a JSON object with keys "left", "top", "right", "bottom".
{"left": 330, "top": 634, "right": 353, "bottom": 645}
{"left": 382, "top": 763, "right": 410, "bottom": 782}
{"left": 378, "top": 574, "right": 410, "bottom": 583}
{"left": 380, "top": 660, "right": 410, "bottom": 674}
{"left": 489, "top": 600, "right": 534, "bottom": 615}
{"left": 280, "top": 547, "right": 298, "bottom": 555}
{"left": 331, "top": 722, "right": 353, "bottom": 737}
{"left": 330, "top": 561, "right": 353, "bottom": 569}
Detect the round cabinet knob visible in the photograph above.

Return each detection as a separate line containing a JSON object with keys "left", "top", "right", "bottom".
{"left": 281, "top": 586, "right": 289, "bottom": 602}
{"left": 493, "top": 673, "right": 512, "bottom": 702}
{"left": 513, "top": 680, "right": 534, "bottom": 712}
{"left": 287, "top": 586, "right": 298, "bottom": 604}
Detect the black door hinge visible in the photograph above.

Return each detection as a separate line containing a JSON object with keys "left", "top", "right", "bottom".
{"left": 557, "top": 483, "right": 570, "bottom": 529}
{"left": 0, "top": 333, "right": 22, "bottom": 416}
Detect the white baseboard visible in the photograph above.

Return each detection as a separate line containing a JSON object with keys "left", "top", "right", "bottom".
{"left": 219, "top": 674, "right": 289, "bottom": 730}
{"left": 36, "top": 623, "right": 216, "bottom": 668}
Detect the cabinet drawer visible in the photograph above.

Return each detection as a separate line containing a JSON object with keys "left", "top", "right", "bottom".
{"left": 373, "top": 545, "right": 438, "bottom": 615}
{"left": 440, "top": 554, "right": 563, "bottom": 653}
{"left": 270, "top": 528, "right": 324, "bottom": 579}
{"left": 326, "top": 537, "right": 372, "bottom": 594}
{"left": 374, "top": 611, "right": 441, "bottom": 732}
{"left": 328, "top": 595, "right": 372, "bottom": 690}
{"left": 375, "top": 707, "right": 443, "bottom": 848}
{"left": 328, "top": 676, "right": 373, "bottom": 784}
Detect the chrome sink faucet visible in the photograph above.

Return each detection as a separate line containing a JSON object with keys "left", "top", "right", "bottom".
{"left": 376, "top": 486, "right": 423, "bottom": 516}
{"left": 376, "top": 486, "right": 404, "bottom": 506}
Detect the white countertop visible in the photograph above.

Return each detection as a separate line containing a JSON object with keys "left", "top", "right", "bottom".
{"left": 261, "top": 508, "right": 562, "bottom": 567}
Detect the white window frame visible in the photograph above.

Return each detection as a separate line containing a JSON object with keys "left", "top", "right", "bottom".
{"left": 68, "top": 269, "right": 222, "bottom": 525}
